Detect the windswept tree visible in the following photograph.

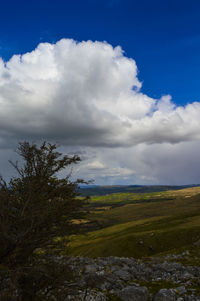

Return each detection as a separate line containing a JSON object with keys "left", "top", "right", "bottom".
{"left": 0, "top": 141, "right": 88, "bottom": 300}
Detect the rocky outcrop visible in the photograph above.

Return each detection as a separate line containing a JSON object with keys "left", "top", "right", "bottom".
{"left": 60, "top": 254, "right": 200, "bottom": 300}
{"left": 3, "top": 253, "right": 197, "bottom": 300}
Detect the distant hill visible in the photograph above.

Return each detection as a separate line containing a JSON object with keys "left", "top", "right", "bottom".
{"left": 79, "top": 184, "right": 199, "bottom": 196}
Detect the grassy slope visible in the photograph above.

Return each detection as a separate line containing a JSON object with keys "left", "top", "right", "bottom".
{"left": 67, "top": 187, "right": 200, "bottom": 258}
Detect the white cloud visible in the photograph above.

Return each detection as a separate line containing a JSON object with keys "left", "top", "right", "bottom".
{"left": 87, "top": 160, "right": 105, "bottom": 170}
{"left": 0, "top": 38, "right": 200, "bottom": 148}
{"left": 0, "top": 38, "right": 200, "bottom": 184}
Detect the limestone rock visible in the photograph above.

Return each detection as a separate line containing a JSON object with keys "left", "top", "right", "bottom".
{"left": 117, "top": 285, "right": 149, "bottom": 301}
{"left": 154, "top": 289, "right": 176, "bottom": 301}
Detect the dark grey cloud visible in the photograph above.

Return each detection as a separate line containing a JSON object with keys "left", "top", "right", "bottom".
{"left": 73, "top": 142, "right": 200, "bottom": 185}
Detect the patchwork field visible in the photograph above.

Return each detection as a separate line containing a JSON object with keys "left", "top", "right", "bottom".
{"left": 67, "top": 186, "right": 200, "bottom": 260}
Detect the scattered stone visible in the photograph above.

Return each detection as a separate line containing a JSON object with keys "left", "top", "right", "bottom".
{"left": 113, "top": 269, "right": 132, "bottom": 281}
{"left": 193, "top": 240, "right": 200, "bottom": 246}
{"left": 117, "top": 285, "right": 149, "bottom": 301}
{"left": 176, "top": 286, "right": 187, "bottom": 295}
{"left": 153, "top": 289, "right": 176, "bottom": 301}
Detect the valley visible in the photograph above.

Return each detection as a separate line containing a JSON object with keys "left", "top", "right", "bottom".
{"left": 68, "top": 186, "right": 200, "bottom": 259}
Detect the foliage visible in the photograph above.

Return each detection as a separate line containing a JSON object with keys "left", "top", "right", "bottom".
{"left": 0, "top": 141, "right": 87, "bottom": 300}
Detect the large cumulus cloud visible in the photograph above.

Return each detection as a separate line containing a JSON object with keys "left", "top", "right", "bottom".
{"left": 1, "top": 38, "right": 200, "bottom": 148}
{"left": 1, "top": 39, "right": 200, "bottom": 184}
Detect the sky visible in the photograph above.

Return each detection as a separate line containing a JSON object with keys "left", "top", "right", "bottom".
{"left": 0, "top": 0, "right": 200, "bottom": 185}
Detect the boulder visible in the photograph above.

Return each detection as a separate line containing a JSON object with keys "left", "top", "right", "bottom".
{"left": 114, "top": 269, "right": 132, "bottom": 281}
{"left": 154, "top": 289, "right": 176, "bottom": 301}
{"left": 117, "top": 285, "right": 149, "bottom": 301}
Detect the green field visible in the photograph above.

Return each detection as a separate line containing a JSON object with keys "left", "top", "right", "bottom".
{"left": 67, "top": 186, "right": 200, "bottom": 259}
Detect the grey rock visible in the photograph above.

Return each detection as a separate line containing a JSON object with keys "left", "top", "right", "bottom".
{"left": 117, "top": 285, "right": 149, "bottom": 301}
{"left": 66, "top": 291, "right": 107, "bottom": 301}
{"left": 181, "top": 272, "right": 193, "bottom": 280}
{"left": 85, "top": 291, "right": 106, "bottom": 301}
{"left": 193, "top": 239, "right": 200, "bottom": 246}
{"left": 154, "top": 289, "right": 176, "bottom": 301}
{"left": 176, "top": 286, "right": 186, "bottom": 295}
{"left": 114, "top": 269, "right": 132, "bottom": 281}
{"left": 85, "top": 264, "right": 99, "bottom": 273}
{"left": 184, "top": 297, "right": 200, "bottom": 301}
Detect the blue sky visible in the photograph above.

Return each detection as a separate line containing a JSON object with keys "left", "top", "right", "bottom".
{"left": 1, "top": 0, "right": 200, "bottom": 185}
{"left": 1, "top": 0, "right": 200, "bottom": 105}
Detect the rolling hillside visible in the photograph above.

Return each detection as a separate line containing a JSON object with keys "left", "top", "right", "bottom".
{"left": 67, "top": 186, "right": 200, "bottom": 259}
